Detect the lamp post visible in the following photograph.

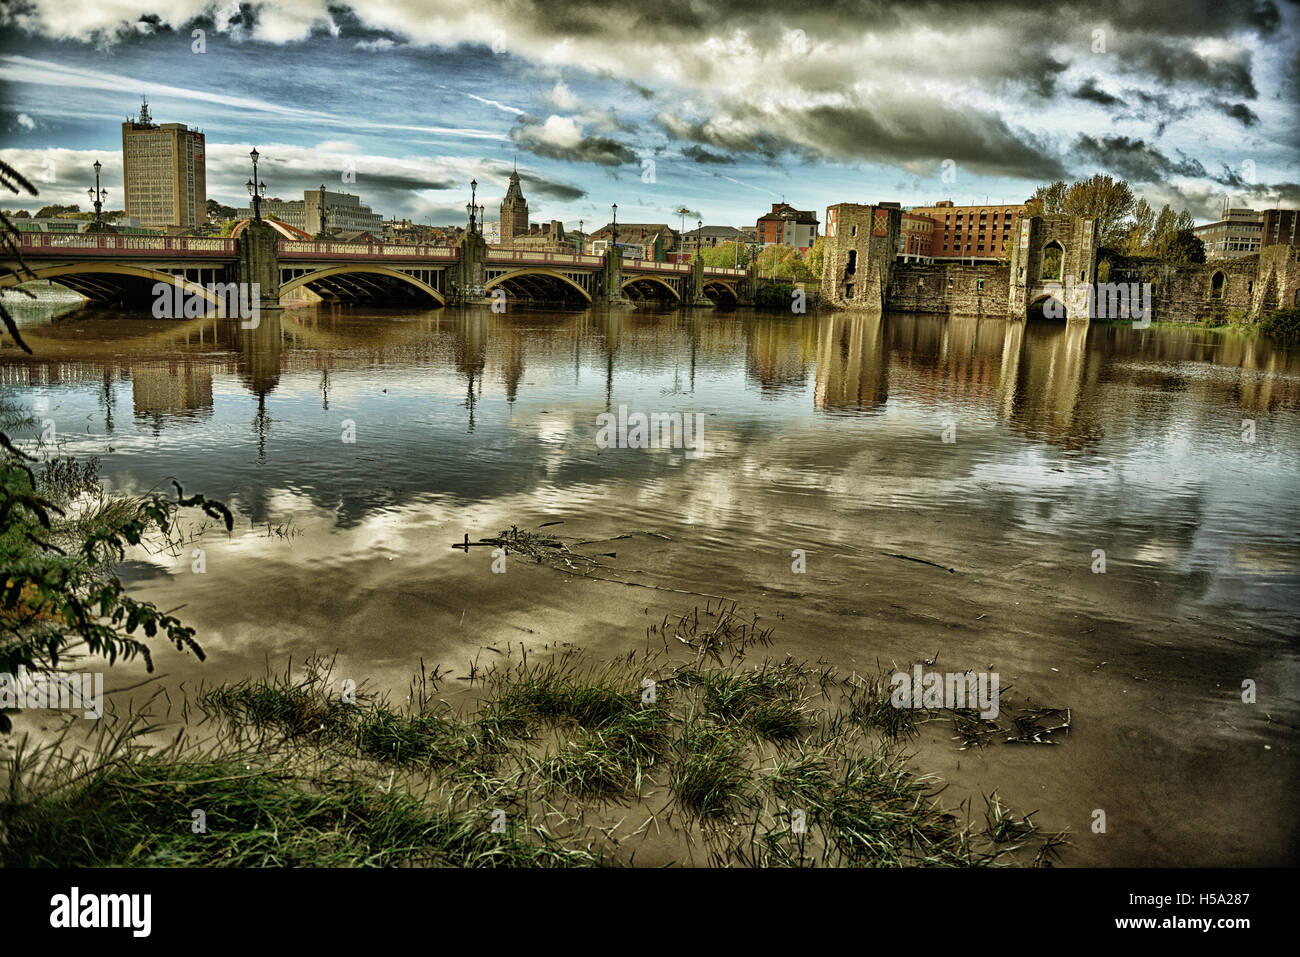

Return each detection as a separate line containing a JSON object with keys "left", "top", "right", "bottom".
{"left": 317, "top": 184, "right": 330, "bottom": 238}
{"left": 246, "top": 148, "right": 265, "bottom": 221}
{"left": 87, "top": 160, "right": 107, "bottom": 229}
{"left": 577, "top": 219, "right": 583, "bottom": 256}
{"left": 611, "top": 203, "right": 617, "bottom": 250}
{"left": 466, "top": 179, "right": 478, "bottom": 234}
{"left": 696, "top": 219, "right": 702, "bottom": 259}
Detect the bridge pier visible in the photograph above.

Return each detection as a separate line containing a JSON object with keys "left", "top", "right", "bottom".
{"left": 687, "top": 254, "right": 714, "bottom": 307}
{"left": 236, "top": 220, "right": 282, "bottom": 311}
{"left": 603, "top": 247, "right": 633, "bottom": 306}
{"left": 453, "top": 229, "right": 488, "bottom": 304}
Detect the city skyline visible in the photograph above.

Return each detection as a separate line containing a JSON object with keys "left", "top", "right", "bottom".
{"left": 1, "top": 1, "right": 1297, "bottom": 231}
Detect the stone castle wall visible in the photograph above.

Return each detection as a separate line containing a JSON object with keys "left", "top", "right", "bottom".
{"left": 887, "top": 263, "right": 1010, "bottom": 316}
{"left": 821, "top": 204, "right": 1298, "bottom": 324}
{"left": 1104, "top": 248, "right": 1300, "bottom": 322}
{"left": 821, "top": 204, "right": 900, "bottom": 309}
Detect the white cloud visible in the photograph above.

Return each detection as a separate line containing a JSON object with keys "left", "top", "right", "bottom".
{"left": 547, "top": 81, "right": 580, "bottom": 111}
{"left": 15, "top": 112, "right": 36, "bottom": 130}
{"left": 537, "top": 115, "right": 582, "bottom": 149}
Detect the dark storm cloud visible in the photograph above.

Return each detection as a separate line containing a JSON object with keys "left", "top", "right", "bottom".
{"left": 661, "top": 96, "right": 1067, "bottom": 180}
{"left": 681, "top": 145, "right": 734, "bottom": 164}
{"left": 799, "top": 101, "right": 1067, "bottom": 180}
{"left": 1074, "top": 135, "right": 1207, "bottom": 182}
{"left": 1212, "top": 100, "right": 1261, "bottom": 126}
{"left": 519, "top": 175, "right": 585, "bottom": 201}
{"left": 474, "top": 162, "right": 586, "bottom": 201}
{"left": 508, "top": 115, "right": 637, "bottom": 166}
{"left": 1073, "top": 78, "right": 1122, "bottom": 106}
{"left": 655, "top": 113, "right": 785, "bottom": 161}
{"left": 324, "top": 170, "right": 453, "bottom": 192}
{"left": 1115, "top": 40, "right": 1259, "bottom": 99}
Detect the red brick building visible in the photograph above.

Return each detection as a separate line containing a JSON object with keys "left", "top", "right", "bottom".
{"left": 909, "top": 201, "right": 1025, "bottom": 260}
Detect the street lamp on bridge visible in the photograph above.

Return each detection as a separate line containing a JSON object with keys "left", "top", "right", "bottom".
{"left": 317, "top": 184, "right": 330, "bottom": 238}
{"left": 577, "top": 219, "right": 583, "bottom": 255}
{"left": 87, "top": 160, "right": 107, "bottom": 230}
{"left": 246, "top": 148, "right": 266, "bottom": 221}
{"left": 466, "top": 179, "right": 478, "bottom": 235}
{"left": 611, "top": 203, "right": 618, "bottom": 249}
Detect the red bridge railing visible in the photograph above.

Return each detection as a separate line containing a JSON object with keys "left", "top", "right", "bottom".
{"left": 485, "top": 249, "right": 605, "bottom": 267}
{"left": 279, "top": 240, "right": 458, "bottom": 261}
{"left": 15, "top": 233, "right": 237, "bottom": 256}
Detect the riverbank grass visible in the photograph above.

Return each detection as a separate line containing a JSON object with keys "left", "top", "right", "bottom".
{"left": 1, "top": 605, "right": 1069, "bottom": 867}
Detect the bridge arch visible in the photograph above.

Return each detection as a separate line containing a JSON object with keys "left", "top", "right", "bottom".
{"left": 621, "top": 275, "right": 681, "bottom": 302}
{"left": 703, "top": 278, "right": 740, "bottom": 305}
{"left": 0, "top": 262, "right": 230, "bottom": 310}
{"left": 280, "top": 264, "right": 446, "bottom": 304}
{"left": 484, "top": 268, "right": 593, "bottom": 304}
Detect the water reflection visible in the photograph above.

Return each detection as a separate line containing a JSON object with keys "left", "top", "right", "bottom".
{"left": 2, "top": 302, "right": 1298, "bottom": 615}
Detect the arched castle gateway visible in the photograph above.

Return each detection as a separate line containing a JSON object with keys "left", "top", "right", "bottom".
{"left": 1006, "top": 214, "right": 1098, "bottom": 320}
{"left": 821, "top": 202, "right": 1300, "bottom": 324}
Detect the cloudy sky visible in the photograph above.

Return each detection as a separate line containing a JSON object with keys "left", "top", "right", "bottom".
{"left": 1, "top": 1, "right": 1297, "bottom": 229}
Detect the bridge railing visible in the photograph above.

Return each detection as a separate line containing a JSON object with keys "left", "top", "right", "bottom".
{"left": 278, "top": 241, "right": 457, "bottom": 260}
{"left": 14, "top": 233, "right": 237, "bottom": 255}
{"left": 705, "top": 266, "right": 748, "bottom": 277}
{"left": 485, "top": 249, "right": 604, "bottom": 266}
{"left": 625, "top": 259, "right": 690, "bottom": 274}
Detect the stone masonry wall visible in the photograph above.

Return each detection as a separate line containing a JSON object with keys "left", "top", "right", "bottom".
{"left": 887, "top": 263, "right": 1010, "bottom": 316}
{"left": 1106, "top": 254, "right": 1256, "bottom": 322}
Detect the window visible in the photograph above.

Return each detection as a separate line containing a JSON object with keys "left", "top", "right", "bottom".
{"left": 947, "top": 277, "right": 954, "bottom": 290}
{"left": 1040, "top": 241, "right": 1064, "bottom": 280}
{"left": 850, "top": 225, "right": 857, "bottom": 237}
{"left": 1210, "top": 271, "right": 1225, "bottom": 299}
{"left": 977, "top": 278, "right": 985, "bottom": 292}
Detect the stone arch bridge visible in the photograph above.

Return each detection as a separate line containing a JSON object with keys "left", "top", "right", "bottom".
{"left": 4, "top": 229, "right": 751, "bottom": 311}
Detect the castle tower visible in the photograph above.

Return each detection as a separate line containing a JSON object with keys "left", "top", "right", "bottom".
{"left": 499, "top": 166, "right": 529, "bottom": 247}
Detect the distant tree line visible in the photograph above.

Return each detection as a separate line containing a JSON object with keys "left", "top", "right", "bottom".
{"left": 1024, "top": 175, "right": 1205, "bottom": 264}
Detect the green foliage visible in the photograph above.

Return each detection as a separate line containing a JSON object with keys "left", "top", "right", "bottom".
{"left": 1, "top": 158, "right": 40, "bottom": 355}
{"left": 1258, "top": 306, "right": 1300, "bottom": 339}
{"left": 33, "top": 203, "right": 80, "bottom": 218}
{"left": 1026, "top": 175, "right": 1134, "bottom": 247}
{"left": 1027, "top": 177, "right": 1202, "bottom": 261}
{"left": 755, "top": 281, "right": 796, "bottom": 308}
{"left": 698, "top": 241, "right": 752, "bottom": 269}
{"left": 753, "top": 244, "right": 814, "bottom": 280}
{"left": 1, "top": 431, "right": 233, "bottom": 685}
{"left": 1040, "top": 245, "right": 1062, "bottom": 280}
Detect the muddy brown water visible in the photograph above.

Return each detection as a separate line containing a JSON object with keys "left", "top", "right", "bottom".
{"left": 3, "top": 300, "right": 1298, "bottom": 865}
